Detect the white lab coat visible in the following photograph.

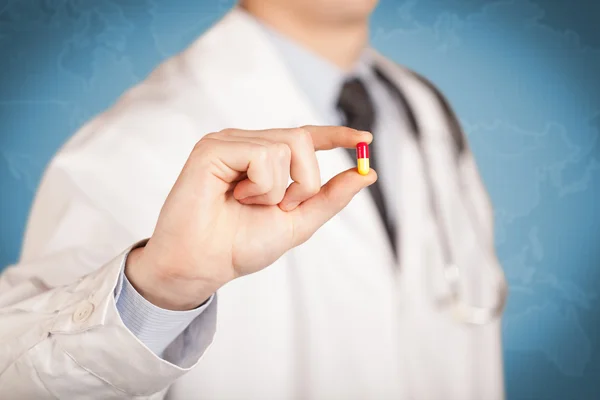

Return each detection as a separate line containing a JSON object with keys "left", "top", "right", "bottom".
{"left": 0, "top": 8, "right": 505, "bottom": 400}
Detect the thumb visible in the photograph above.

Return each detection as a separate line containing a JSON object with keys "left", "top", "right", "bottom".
{"left": 290, "top": 168, "right": 378, "bottom": 246}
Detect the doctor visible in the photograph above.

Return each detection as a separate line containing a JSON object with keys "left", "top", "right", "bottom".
{"left": 0, "top": 0, "right": 506, "bottom": 399}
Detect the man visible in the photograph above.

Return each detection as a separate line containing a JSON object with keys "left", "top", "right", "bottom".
{"left": 0, "top": 0, "right": 506, "bottom": 399}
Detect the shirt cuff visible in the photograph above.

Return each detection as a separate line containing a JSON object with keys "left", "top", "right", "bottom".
{"left": 115, "top": 246, "right": 213, "bottom": 357}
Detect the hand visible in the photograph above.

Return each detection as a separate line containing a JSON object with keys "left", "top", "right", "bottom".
{"left": 125, "top": 126, "right": 376, "bottom": 310}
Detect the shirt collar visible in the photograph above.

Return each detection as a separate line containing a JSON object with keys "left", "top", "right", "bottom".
{"left": 256, "top": 19, "right": 374, "bottom": 122}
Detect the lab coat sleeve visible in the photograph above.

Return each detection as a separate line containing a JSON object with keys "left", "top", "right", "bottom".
{"left": 0, "top": 99, "right": 219, "bottom": 398}
{"left": 0, "top": 197, "right": 218, "bottom": 398}
{"left": 0, "top": 244, "right": 217, "bottom": 399}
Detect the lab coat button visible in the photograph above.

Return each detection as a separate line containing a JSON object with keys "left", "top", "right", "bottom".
{"left": 73, "top": 301, "right": 95, "bottom": 323}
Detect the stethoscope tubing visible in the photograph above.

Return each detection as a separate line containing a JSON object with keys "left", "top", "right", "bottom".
{"left": 375, "top": 68, "right": 508, "bottom": 325}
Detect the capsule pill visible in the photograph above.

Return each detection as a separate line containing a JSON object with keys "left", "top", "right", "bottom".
{"left": 356, "top": 142, "right": 369, "bottom": 176}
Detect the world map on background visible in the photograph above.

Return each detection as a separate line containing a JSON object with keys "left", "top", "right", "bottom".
{"left": 0, "top": 0, "right": 598, "bottom": 398}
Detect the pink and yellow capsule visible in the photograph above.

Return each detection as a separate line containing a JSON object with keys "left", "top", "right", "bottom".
{"left": 356, "top": 142, "right": 369, "bottom": 176}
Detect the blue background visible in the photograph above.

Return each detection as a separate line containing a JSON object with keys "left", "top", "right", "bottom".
{"left": 0, "top": 0, "right": 598, "bottom": 398}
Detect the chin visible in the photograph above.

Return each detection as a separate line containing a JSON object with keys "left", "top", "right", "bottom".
{"left": 311, "top": 0, "right": 379, "bottom": 23}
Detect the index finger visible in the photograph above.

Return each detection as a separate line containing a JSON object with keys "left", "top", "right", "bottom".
{"left": 301, "top": 125, "right": 373, "bottom": 151}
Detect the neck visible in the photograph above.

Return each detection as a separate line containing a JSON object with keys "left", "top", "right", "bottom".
{"left": 241, "top": 4, "right": 369, "bottom": 71}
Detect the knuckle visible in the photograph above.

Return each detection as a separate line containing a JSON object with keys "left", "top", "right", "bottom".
{"left": 190, "top": 134, "right": 221, "bottom": 166}
{"left": 218, "top": 128, "right": 236, "bottom": 136}
{"left": 193, "top": 137, "right": 212, "bottom": 154}
{"left": 194, "top": 132, "right": 218, "bottom": 149}
{"left": 192, "top": 142, "right": 219, "bottom": 165}
{"left": 203, "top": 132, "right": 220, "bottom": 140}
{"left": 274, "top": 142, "right": 291, "bottom": 160}
{"left": 254, "top": 145, "right": 270, "bottom": 163}
{"left": 291, "top": 127, "right": 314, "bottom": 149}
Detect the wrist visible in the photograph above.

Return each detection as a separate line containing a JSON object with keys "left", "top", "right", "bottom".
{"left": 125, "top": 246, "right": 215, "bottom": 311}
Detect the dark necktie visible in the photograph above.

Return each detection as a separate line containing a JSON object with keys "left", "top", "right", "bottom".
{"left": 337, "top": 78, "right": 396, "bottom": 255}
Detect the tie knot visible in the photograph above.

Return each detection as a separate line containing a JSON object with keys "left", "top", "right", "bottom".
{"left": 337, "top": 77, "right": 376, "bottom": 132}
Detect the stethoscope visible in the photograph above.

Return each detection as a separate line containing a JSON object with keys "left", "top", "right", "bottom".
{"left": 374, "top": 68, "right": 508, "bottom": 326}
